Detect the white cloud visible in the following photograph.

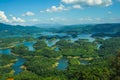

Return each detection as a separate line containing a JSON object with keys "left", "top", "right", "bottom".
{"left": 23, "top": 11, "right": 35, "bottom": 16}
{"left": 79, "top": 17, "right": 93, "bottom": 21}
{"left": 62, "top": 0, "right": 112, "bottom": 7}
{"left": 45, "top": 4, "right": 69, "bottom": 12}
{"left": 79, "top": 17, "right": 102, "bottom": 22}
{"left": 9, "top": 14, "right": 13, "bottom": 17}
{"left": 0, "top": 11, "right": 9, "bottom": 22}
{"left": 73, "top": 5, "right": 83, "bottom": 9}
{"left": 12, "top": 17, "right": 25, "bottom": 23}
{"left": 30, "top": 19, "right": 38, "bottom": 22}
{"left": 50, "top": 18, "right": 54, "bottom": 21}
{"left": 40, "top": 11, "right": 44, "bottom": 13}
{"left": 50, "top": 17, "right": 66, "bottom": 21}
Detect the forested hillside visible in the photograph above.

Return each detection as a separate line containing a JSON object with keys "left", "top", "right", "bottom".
{"left": 0, "top": 23, "right": 43, "bottom": 36}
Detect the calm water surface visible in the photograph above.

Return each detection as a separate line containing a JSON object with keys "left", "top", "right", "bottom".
{"left": 57, "top": 58, "right": 68, "bottom": 70}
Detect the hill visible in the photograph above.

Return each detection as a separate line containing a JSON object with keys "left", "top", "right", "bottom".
{"left": 0, "top": 23, "right": 43, "bottom": 36}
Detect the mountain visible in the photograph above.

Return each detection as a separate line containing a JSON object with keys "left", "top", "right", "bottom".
{"left": 34, "top": 23, "right": 63, "bottom": 28}
{"left": 1, "top": 22, "right": 120, "bottom": 36}
{"left": 0, "top": 23, "right": 44, "bottom": 36}
{"left": 51, "top": 23, "right": 120, "bottom": 33}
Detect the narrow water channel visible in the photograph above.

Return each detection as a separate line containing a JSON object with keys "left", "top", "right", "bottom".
{"left": 0, "top": 33, "right": 111, "bottom": 74}
{"left": 12, "top": 57, "right": 26, "bottom": 75}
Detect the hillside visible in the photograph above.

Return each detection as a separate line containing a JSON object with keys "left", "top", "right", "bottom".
{"left": 0, "top": 23, "right": 43, "bottom": 36}
{"left": 0, "top": 23, "right": 120, "bottom": 36}
{"left": 52, "top": 23, "right": 120, "bottom": 34}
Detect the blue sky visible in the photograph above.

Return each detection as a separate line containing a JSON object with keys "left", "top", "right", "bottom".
{"left": 0, "top": 0, "right": 120, "bottom": 25}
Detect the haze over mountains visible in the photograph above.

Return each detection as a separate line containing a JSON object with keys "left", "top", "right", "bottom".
{"left": 0, "top": 22, "right": 120, "bottom": 36}
{"left": 34, "top": 23, "right": 63, "bottom": 28}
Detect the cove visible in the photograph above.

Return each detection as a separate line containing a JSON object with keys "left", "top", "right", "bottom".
{"left": 12, "top": 57, "right": 26, "bottom": 75}
{"left": 0, "top": 49, "right": 11, "bottom": 55}
{"left": 57, "top": 58, "right": 68, "bottom": 70}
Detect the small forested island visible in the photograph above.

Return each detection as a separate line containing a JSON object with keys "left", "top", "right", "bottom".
{"left": 0, "top": 23, "right": 120, "bottom": 80}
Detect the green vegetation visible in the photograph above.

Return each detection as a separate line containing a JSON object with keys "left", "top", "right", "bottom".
{"left": 0, "top": 54, "right": 16, "bottom": 78}
{"left": 11, "top": 45, "right": 33, "bottom": 56}
{"left": 0, "top": 37, "right": 34, "bottom": 49}
{"left": 56, "top": 39, "right": 98, "bottom": 58}
{"left": 0, "top": 54, "right": 16, "bottom": 66}
{"left": 1, "top": 23, "right": 120, "bottom": 80}
{"left": 33, "top": 40, "right": 47, "bottom": 50}
{"left": 1, "top": 36, "right": 120, "bottom": 80}
{"left": 98, "top": 38, "right": 120, "bottom": 57}
{"left": 111, "top": 51, "right": 120, "bottom": 80}
{"left": 68, "top": 58, "right": 80, "bottom": 65}
{"left": 35, "top": 47, "right": 61, "bottom": 58}
{"left": 24, "top": 57, "right": 58, "bottom": 76}
{"left": 91, "top": 32, "right": 120, "bottom": 38}
{"left": 0, "top": 23, "right": 43, "bottom": 36}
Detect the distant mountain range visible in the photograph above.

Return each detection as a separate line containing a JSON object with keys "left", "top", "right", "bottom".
{"left": 0, "top": 22, "right": 120, "bottom": 36}
{"left": 34, "top": 23, "right": 63, "bottom": 28}
{"left": 0, "top": 23, "right": 44, "bottom": 36}
{"left": 53, "top": 23, "right": 120, "bottom": 34}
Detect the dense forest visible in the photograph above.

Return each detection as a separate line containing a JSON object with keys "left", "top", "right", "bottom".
{"left": 0, "top": 23, "right": 120, "bottom": 80}
{"left": 0, "top": 38, "right": 120, "bottom": 80}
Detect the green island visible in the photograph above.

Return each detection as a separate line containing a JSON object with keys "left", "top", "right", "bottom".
{"left": 0, "top": 23, "right": 120, "bottom": 80}
{"left": 0, "top": 37, "right": 35, "bottom": 49}
{"left": 0, "top": 36, "right": 120, "bottom": 80}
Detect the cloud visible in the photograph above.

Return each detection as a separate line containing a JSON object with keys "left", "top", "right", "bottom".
{"left": 48, "top": 17, "right": 68, "bottom": 24}
{"left": 40, "top": 11, "right": 44, "bottom": 13}
{"left": 0, "top": 11, "right": 9, "bottom": 22}
{"left": 22, "top": 11, "right": 35, "bottom": 16}
{"left": 12, "top": 17, "right": 25, "bottom": 23}
{"left": 50, "top": 18, "right": 54, "bottom": 21}
{"left": 30, "top": 19, "right": 38, "bottom": 22}
{"left": 45, "top": 4, "right": 69, "bottom": 12}
{"left": 73, "top": 5, "right": 83, "bottom": 9}
{"left": 62, "top": 0, "right": 112, "bottom": 7}
{"left": 79, "top": 17, "right": 102, "bottom": 22}
{"left": 79, "top": 17, "right": 93, "bottom": 21}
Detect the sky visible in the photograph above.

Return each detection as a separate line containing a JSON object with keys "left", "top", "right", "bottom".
{"left": 0, "top": 0, "right": 120, "bottom": 25}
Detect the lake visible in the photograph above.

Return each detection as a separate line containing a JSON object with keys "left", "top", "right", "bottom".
{"left": 0, "top": 49, "right": 11, "bottom": 55}
{"left": 23, "top": 41, "right": 35, "bottom": 51}
{"left": 12, "top": 57, "right": 26, "bottom": 75}
{"left": 46, "top": 39, "right": 60, "bottom": 47}
{"left": 16, "top": 41, "right": 36, "bottom": 51}
{"left": 0, "top": 32, "right": 112, "bottom": 73}
{"left": 57, "top": 58, "right": 68, "bottom": 70}
{"left": 0, "top": 41, "right": 34, "bottom": 74}
{"left": 0, "top": 49, "right": 26, "bottom": 75}
{"left": 70, "top": 34, "right": 95, "bottom": 42}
